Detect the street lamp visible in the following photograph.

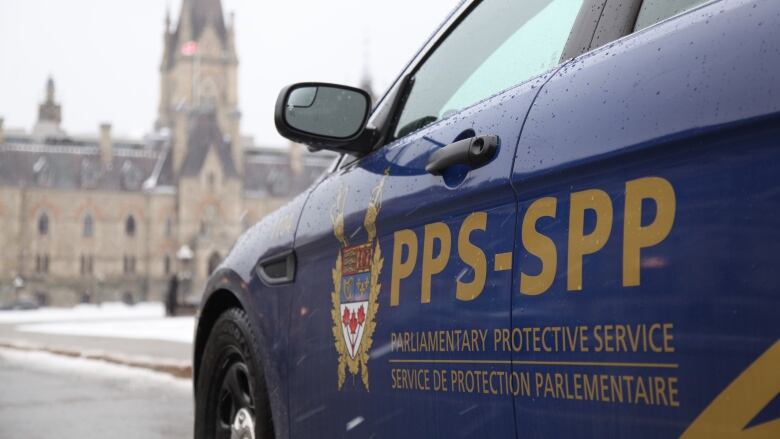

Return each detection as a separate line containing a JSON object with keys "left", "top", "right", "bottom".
{"left": 176, "top": 245, "right": 194, "bottom": 299}
{"left": 13, "top": 276, "right": 24, "bottom": 303}
{"left": 176, "top": 245, "right": 194, "bottom": 273}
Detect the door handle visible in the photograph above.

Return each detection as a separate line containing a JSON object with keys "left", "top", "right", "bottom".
{"left": 425, "top": 135, "right": 498, "bottom": 175}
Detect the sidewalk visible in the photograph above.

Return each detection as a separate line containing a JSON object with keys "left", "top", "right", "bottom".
{"left": 0, "top": 302, "right": 194, "bottom": 378}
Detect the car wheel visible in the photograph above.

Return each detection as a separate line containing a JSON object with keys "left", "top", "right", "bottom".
{"left": 195, "top": 308, "right": 273, "bottom": 439}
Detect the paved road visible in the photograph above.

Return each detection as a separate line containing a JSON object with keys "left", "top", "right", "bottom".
{"left": 0, "top": 348, "right": 193, "bottom": 439}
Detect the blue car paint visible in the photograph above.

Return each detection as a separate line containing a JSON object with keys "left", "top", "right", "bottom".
{"left": 195, "top": 0, "right": 780, "bottom": 437}
{"left": 287, "top": 69, "right": 559, "bottom": 438}
{"left": 509, "top": 0, "right": 780, "bottom": 436}
{"left": 199, "top": 189, "right": 319, "bottom": 439}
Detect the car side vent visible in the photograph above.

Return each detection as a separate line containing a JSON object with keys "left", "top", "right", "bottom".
{"left": 256, "top": 251, "right": 296, "bottom": 286}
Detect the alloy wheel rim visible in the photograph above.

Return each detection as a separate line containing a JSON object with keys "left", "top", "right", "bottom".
{"left": 216, "top": 357, "right": 255, "bottom": 439}
{"left": 231, "top": 407, "right": 255, "bottom": 439}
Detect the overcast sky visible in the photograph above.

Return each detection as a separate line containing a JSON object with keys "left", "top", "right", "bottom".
{"left": 0, "top": 0, "right": 457, "bottom": 147}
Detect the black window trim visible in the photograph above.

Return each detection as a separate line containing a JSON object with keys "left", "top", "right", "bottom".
{"left": 631, "top": 0, "right": 722, "bottom": 34}
{"left": 337, "top": 0, "right": 474, "bottom": 169}
{"left": 580, "top": 0, "right": 724, "bottom": 56}
{"left": 385, "top": 0, "right": 603, "bottom": 145}
{"left": 336, "top": 0, "right": 722, "bottom": 175}
{"left": 380, "top": 0, "right": 609, "bottom": 149}
{"left": 338, "top": 0, "right": 621, "bottom": 172}
{"left": 588, "top": 0, "right": 644, "bottom": 52}
{"left": 561, "top": 0, "right": 609, "bottom": 60}
{"left": 364, "top": 0, "right": 476, "bottom": 153}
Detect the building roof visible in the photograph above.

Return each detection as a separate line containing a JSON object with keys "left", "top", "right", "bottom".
{"left": 179, "top": 111, "right": 239, "bottom": 179}
{"left": 0, "top": 143, "right": 158, "bottom": 192}
{"left": 0, "top": 129, "right": 335, "bottom": 198}
{"left": 242, "top": 148, "right": 333, "bottom": 198}
{"left": 143, "top": 142, "right": 175, "bottom": 190}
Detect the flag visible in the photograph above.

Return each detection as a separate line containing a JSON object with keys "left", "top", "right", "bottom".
{"left": 181, "top": 41, "right": 198, "bottom": 56}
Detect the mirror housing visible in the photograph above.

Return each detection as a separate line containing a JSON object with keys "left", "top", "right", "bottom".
{"left": 274, "top": 82, "right": 374, "bottom": 153}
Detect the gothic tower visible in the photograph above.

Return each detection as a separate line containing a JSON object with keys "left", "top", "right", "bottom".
{"left": 157, "top": 0, "right": 242, "bottom": 176}
{"left": 32, "top": 76, "right": 65, "bottom": 140}
{"left": 38, "top": 76, "right": 62, "bottom": 126}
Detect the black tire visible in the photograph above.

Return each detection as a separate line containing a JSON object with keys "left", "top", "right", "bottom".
{"left": 195, "top": 308, "right": 274, "bottom": 439}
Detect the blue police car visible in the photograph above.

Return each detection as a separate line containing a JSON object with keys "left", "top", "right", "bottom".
{"left": 193, "top": 0, "right": 780, "bottom": 437}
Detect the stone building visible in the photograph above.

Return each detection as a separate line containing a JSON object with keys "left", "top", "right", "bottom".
{"left": 0, "top": 0, "right": 334, "bottom": 306}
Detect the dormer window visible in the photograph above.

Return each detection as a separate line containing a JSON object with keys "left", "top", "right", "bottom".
{"left": 121, "top": 160, "right": 142, "bottom": 190}
{"left": 33, "top": 156, "right": 54, "bottom": 187}
{"left": 80, "top": 158, "right": 100, "bottom": 188}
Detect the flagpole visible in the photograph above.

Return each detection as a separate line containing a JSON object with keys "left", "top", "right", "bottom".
{"left": 195, "top": 50, "right": 201, "bottom": 106}
{"left": 181, "top": 41, "right": 199, "bottom": 108}
{"left": 190, "top": 45, "right": 194, "bottom": 104}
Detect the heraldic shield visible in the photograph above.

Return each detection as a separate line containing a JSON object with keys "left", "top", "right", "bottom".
{"left": 330, "top": 171, "right": 388, "bottom": 391}
{"left": 340, "top": 243, "right": 373, "bottom": 360}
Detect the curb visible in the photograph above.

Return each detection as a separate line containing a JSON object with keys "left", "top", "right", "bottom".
{"left": 0, "top": 341, "right": 192, "bottom": 379}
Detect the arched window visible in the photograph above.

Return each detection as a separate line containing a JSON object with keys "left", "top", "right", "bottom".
{"left": 83, "top": 214, "right": 94, "bottom": 237}
{"left": 38, "top": 213, "right": 49, "bottom": 236}
{"left": 165, "top": 217, "right": 173, "bottom": 238}
{"left": 80, "top": 254, "right": 94, "bottom": 275}
{"left": 123, "top": 255, "right": 136, "bottom": 274}
{"left": 35, "top": 254, "right": 50, "bottom": 273}
{"left": 125, "top": 215, "right": 136, "bottom": 237}
{"left": 164, "top": 254, "right": 172, "bottom": 275}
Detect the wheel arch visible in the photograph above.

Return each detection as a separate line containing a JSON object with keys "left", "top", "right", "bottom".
{"left": 193, "top": 269, "right": 289, "bottom": 439}
{"left": 193, "top": 288, "right": 244, "bottom": 386}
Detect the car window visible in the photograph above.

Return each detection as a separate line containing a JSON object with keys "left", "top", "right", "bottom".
{"left": 634, "top": 0, "right": 712, "bottom": 31}
{"left": 393, "top": 0, "right": 584, "bottom": 139}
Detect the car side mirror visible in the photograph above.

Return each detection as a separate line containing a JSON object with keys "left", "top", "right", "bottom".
{"left": 274, "top": 82, "right": 373, "bottom": 153}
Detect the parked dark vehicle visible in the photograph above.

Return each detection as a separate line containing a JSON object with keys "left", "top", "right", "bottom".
{"left": 0, "top": 298, "right": 39, "bottom": 311}
{"left": 194, "top": 1, "right": 780, "bottom": 438}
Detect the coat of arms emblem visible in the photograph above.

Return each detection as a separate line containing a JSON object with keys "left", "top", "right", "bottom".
{"left": 330, "top": 172, "right": 388, "bottom": 390}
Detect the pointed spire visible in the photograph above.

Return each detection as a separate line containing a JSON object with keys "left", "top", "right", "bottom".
{"left": 161, "top": 5, "right": 173, "bottom": 71}
{"left": 359, "top": 30, "right": 375, "bottom": 103}
{"left": 46, "top": 76, "right": 56, "bottom": 103}
{"left": 186, "top": 0, "right": 227, "bottom": 44}
{"left": 38, "top": 76, "right": 62, "bottom": 126}
{"left": 226, "top": 10, "right": 236, "bottom": 56}
{"left": 177, "top": 0, "right": 194, "bottom": 42}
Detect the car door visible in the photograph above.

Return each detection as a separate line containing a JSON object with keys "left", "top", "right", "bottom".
{"left": 286, "top": 1, "right": 588, "bottom": 438}
{"left": 508, "top": 0, "right": 780, "bottom": 437}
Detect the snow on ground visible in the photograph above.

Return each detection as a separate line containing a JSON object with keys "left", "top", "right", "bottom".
{"left": 0, "top": 301, "right": 166, "bottom": 324}
{"left": 0, "top": 302, "right": 194, "bottom": 344}
{"left": 0, "top": 347, "right": 192, "bottom": 391}
{"left": 16, "top": 316, "right": 195, "bottom": 344}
